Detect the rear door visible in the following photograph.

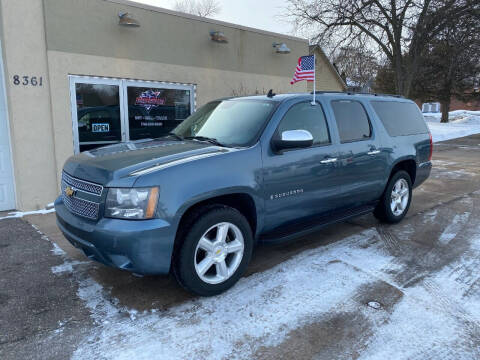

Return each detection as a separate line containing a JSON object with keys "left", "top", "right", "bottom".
{"left": 330, "top": 99, "right": 386, "bottom": 208}
{"left": 262, "top": 100, "right": 341, "bottom": 232}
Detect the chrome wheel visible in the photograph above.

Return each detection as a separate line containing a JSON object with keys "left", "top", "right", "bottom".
{"left": 194, "top": 222, "right": 245, "bottom": 285}
{"left": 390, "top": 178, "right": 409, "bottom": 216}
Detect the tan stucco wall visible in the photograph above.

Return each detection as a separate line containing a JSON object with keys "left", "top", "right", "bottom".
{"left": 0, "top": 0, "right": 58, "bottom": 210}
{"left": 47, "top": 50, "right": 307, "bottom": 190}
{"left": 308, "top": 49, "right": 346, "bottom": 92}
{"left": 43, "top": 0, "right": 308, "bottom": 77}
{"left": 0, "top": 0, "right": 342, "bottom": 210}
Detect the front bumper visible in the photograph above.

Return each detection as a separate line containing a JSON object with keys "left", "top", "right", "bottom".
{"left": 54, "top": 196, "right": 175, "bottom": 275}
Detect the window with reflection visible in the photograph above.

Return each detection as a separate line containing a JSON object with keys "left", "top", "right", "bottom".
{"left": 127, "top": 87, "right": 191, "bottom": 140}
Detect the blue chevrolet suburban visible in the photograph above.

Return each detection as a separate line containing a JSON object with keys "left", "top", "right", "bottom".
{"left": 55, "top": 92, "right": 432, "bottom": 296}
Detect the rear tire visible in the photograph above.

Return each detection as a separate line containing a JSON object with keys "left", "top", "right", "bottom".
{"left": 173, "top": 205, "right": 253, "bottom": 296}
{"left": 374, "top": 170, "right": 412, "bottom": 224}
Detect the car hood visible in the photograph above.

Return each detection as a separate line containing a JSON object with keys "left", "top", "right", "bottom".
{"left": 63, "top": 139, "right": 230, "bottom": 185}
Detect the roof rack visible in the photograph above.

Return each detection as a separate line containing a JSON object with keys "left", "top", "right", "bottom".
{"left": 311, "top": 91, "right": 404, "bottom": 98}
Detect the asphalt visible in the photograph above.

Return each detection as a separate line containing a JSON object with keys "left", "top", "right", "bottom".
{"left": 1, "top": 134, "right": 480, "bottom": 359}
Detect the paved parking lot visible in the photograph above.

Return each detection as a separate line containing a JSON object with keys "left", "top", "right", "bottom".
{"left": 1, "top": 135, "right": 480, "bottom": 360}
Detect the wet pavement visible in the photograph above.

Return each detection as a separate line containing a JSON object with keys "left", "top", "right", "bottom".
{"left": 1, "top": 134, "right": 480, "bottom": 359}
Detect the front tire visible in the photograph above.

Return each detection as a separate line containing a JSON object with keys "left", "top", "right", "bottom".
{"left": 173, "top": 206, "right": 253, "bottom": 296}
{"left": 374, "top": 170, "right": 412, "bottom": 224}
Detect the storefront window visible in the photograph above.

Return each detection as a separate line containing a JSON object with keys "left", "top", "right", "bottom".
{"left": 70, "top": 77, "right": 195, "bottom": 153}
{"left": 127, "top": 87, "right": 191, "bottom": 140}
{"left": 75, "top": 83, "right": 121, "bottom": 152}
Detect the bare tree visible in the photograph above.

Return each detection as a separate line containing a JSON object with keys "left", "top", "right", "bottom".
{"left": 231, "top": 83, "right": 267, "bottom": 97}
{"left": 412, "top": 10, "right": 480, "bottom": 122}
{"left": 174, "top": 0, "right": 221, "bottom": 17}
{"left": 333, "top": 46, "right": 378, "bottom": 92}
{"left": 286, "top": 0, "right": 476, "bottom": 97}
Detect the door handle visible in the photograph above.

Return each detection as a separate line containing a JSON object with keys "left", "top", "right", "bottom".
{"left": 367, "top": 150, "right": 381, "bottom": 155}
{"left": 320, "top": 158, "right": 338, "bottom": 164}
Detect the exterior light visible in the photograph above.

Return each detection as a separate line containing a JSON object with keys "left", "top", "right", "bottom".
{"left": 118, "top": 12, "right": 140, "bottom": 27}
{"left": 210, "top": 31, "right": 228, "bottom": 43}
{"left": 273, "top": 42, "right": 291, "bottom": 54}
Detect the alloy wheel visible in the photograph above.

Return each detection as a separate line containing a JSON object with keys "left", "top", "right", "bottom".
{"left": 194, "top": 222, "right": 245, "bottom": 285}
{"left": 390, "top": 178, "right": 409, "bottom": 216}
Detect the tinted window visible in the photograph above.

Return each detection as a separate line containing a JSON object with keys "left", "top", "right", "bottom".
{"left": 277, "top": 102, "right": 330, "bottom": 145}
{"left": 371, "top": 101, "right": 428, "bottom": 136}
{"left": 75, "top": 83, "right": 121, "bottom": 152}
{"left": 173, "top": 100, "right": 275, "bottom": 147}
{"left": 331, "top": 100, "right": 371, "bottom": 142}
{"left": 127, "top": 86, "right": 191, "bottom": 140}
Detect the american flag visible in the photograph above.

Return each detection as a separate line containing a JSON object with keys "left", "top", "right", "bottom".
{"left": 290, "top": 55, "right": 315, "bottom": 84}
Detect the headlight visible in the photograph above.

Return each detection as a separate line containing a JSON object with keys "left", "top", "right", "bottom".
{"left": 105, "top": 187, "right": 159, "bottom": 219}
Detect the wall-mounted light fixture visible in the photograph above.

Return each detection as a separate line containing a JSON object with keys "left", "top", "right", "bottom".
{"left": 118, "top": 12, "right": 140, "bottom": 27}
{"left": 273, "top": 42, "right": 291, "bottom": 54}
{"left": 210, "top": 31, "right": 228, "bottom": 43}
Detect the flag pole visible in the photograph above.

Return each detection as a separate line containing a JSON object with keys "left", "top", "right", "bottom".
{"left": 312, "top": 53, "right": 316, "bottom": 105}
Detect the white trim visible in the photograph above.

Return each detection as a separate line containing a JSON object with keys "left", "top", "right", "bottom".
{"left": 0, "top": 37, "right": 17, "bottom": 210}
{"left": 69, "top": 75, "right": 196, "bottom": 154}
{"left": 79, "top": 141, "right": 119, "bottom": 145}
{"left": 107, "top": 0, "right": 308, "bottom": 43}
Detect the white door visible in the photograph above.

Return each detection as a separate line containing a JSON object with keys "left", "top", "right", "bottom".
{"left": 0, "top": 43, "right": 15, "bottom": 211}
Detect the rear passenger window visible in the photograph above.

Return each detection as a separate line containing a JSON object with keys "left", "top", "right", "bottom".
{"left": 331, "top": 100, "right": 371, "bottom": 143}
{"left": 277, "top": 102, "right": 330, "bottom": 145}
{"left": 371, "top": 101, "right": 429, "bottom": 136}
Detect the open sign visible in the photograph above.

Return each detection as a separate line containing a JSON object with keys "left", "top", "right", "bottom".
{"left": 92, "top": 123, "right": 110, "bottom": 133}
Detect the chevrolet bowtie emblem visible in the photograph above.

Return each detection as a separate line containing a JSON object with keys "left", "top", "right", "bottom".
{"left": 65, "top": 186, "right": 75, "bottom": 197}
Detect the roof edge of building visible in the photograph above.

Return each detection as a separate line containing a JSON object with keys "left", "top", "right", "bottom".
{"left": 106, "top": 0, "right": 309, "bottom": 43}
{"left": 309, "top": 45, "right": 347, "bottom": 91}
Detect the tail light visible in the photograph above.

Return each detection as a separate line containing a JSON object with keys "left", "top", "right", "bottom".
{"left": 428, "top": 132, "right": 433, "bottom": 161}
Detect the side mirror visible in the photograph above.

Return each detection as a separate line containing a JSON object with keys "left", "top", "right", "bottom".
{"left": 272, "top": 129, "right": 314, "bottom": 151}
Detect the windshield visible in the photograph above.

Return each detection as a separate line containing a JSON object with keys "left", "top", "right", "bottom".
{"left": 172, "top": 100, "right": 276, "bottom": 147}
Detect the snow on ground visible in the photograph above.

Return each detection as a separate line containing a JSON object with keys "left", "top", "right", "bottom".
{"left": 63, "top": 210, "right": 480, "bottom": 360}
{"left": 425, "top": 110, "right": 480, "bottom": 143}
{"left": 72, "top": 229, "right": 392, "bottom": 360}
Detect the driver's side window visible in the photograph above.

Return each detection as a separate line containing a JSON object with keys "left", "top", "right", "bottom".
{"left": 277, "top": 102, "right": 330, "bottom": 146}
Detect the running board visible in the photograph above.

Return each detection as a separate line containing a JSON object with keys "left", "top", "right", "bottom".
{"left": 259, "top": 204, "right": 377, "bottom": 244}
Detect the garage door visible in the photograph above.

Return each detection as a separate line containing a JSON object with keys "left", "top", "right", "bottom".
{"left": 0, "top": 46, "right": 15, "bottom": 211}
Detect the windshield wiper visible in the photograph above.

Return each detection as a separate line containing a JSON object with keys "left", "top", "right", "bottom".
{"left": 184, "top": 136, "right": 229, "bottom": 147}
{"left": 166, "top": 133, "right": 184, "bottom": 141}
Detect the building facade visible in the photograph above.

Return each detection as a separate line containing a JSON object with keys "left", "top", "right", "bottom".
{"left": 0, "top": 0, "right": 345, "bottom": 211}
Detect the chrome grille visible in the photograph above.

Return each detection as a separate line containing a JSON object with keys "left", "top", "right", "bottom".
{"left": 62, "top": 171, "right": 103, "bottom": 196}
{"left": 61, "top": 173, "right": 101, "bottom": 220}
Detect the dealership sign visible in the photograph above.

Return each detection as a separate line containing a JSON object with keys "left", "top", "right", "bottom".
{"left": 135, "top": 89, "right": 166, "bottom": 113}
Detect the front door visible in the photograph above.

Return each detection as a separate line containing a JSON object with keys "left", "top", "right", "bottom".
{"left": 262, "top": 101, "right": 340, "bottom": 232}
{"left": 72, "top": 79, "right": 123, "bottom": 152}
{"left": 0, "top": 46, "right": 15, "bottom": 211}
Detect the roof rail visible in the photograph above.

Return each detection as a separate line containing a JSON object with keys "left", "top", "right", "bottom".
{"left": 353, "top": 92, "right": 404, "bottom": 98}
{"left": 310, "top": 91, "right": 404, "bottom": 98}
{"left": 311, "top": 91, "right": 347, "bottom": 95}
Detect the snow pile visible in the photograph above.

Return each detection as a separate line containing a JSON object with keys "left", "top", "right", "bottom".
{"left": 0, "top": 202, "right": 55, "bottom": 220}
{"left": 425, "top": 110, "right": 480, "bottom": 142}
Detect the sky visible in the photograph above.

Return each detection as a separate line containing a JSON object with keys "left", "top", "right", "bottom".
{"left": 133, "top": 0, "right": 294, "bottom": 36}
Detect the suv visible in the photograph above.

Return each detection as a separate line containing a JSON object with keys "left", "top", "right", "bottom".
{"left": 55, "top": 92, "right": 432, "bottom": 296}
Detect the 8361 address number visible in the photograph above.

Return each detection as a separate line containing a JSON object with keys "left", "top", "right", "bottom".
{"left": 13, "top": 75, "right": 43, "bottom": 87}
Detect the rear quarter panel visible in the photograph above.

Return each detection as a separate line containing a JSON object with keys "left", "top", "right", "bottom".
{"left": 364, "top": 98, "right": 432, "bottom": 188}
